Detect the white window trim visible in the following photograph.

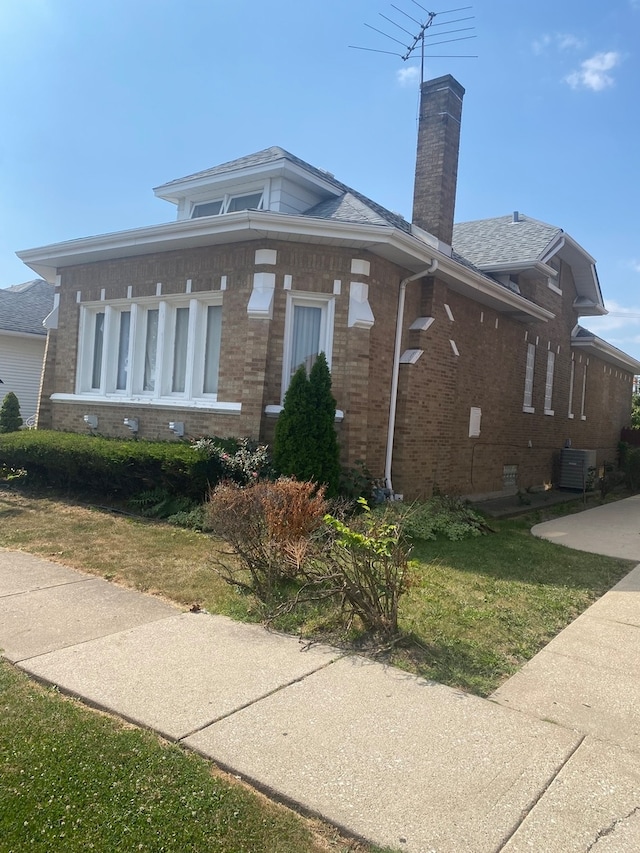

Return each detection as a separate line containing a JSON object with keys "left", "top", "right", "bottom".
{"left": 281, "top": 291, "right": 335, "bottom": 402}
{"left": 75, "top": 293, "right": 226, "bottom": 408}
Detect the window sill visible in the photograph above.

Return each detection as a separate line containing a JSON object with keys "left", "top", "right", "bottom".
{"left": 568, "top": 413, "right": 575, "bottom": 419}
{"left": 581, "top": 415, "right": 587, "bottom": 421}
{"left": 547, "top": 282, "right": 563, "bottom": 296}
{"left": 522, "top": 406, "right": 535, "bottom": 414}
{"left": 51, "top": 393, "right": 242, "bottom": 414}
{"left": 265, "top": 404, "right": 344, "bottom": 422}
{"left": 544, "top": 409, "right": 555, "bottom": 416}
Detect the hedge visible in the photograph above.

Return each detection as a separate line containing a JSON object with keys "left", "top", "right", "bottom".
{"left": 0, "top": 431, "right": 225, "bottom": 499}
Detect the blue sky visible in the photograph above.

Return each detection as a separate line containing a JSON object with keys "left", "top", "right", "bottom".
{"left": 1, "top": 0, "right": 639, "bottom": 357}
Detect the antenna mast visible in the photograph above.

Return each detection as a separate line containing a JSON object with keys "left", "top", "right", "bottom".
{"left": 350, "top": 3, "right": 477, "bottom": 84}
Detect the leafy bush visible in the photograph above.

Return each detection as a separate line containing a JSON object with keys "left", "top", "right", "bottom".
{"left": 273, "top": 353, "right": 340, "bottom": 496}
{"left": 384, "top": 495, "right": 491, "bottom": 542}
{"left": 0, "top": 430, "right": 225, "bottom": 499}
{"left": 128, "top": 488, "right": 197, "bottom": 519}
{"left": 193, "top": 436, "right": 272, "bottom": 484}
{"left": 0, "top": 392, "right": 23, "bottom": 433}
{"left": 206, "top": 479, "right": 328, "bottom": 602}
{"left": 307, "top": 499, "right": 413, "bottom": 638}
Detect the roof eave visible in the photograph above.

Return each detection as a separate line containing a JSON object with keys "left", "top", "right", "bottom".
{"left": 571, "top": 335, "right": 640, "bottom": 374}
{"left": 16, "top": 211, "right": 553, "bottom": 323}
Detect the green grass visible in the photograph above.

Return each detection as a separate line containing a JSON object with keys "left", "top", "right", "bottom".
{"left": 0, "top": 661, "right": 382, "bottom": 853}
{"left": 0, "top": 482, "right": 635, "bottom": 698}
{"left": 389, "top": 514, "right": 633, "bottom": 694}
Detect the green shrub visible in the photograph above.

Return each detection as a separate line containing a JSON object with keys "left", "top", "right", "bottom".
{"left": 0, "top": 430, "right": 225, "bottom": 499}
{"left": 313, "top": 499, "right": 413, "bottom": 638}
{"left": 273, "top": 353, "right": 340, "bottom": 497}
{"left": 0, "top": 392, "right": 23, "bottom": 433}
{"left": 383, "top": 495, "right": 491, "bottom": 542}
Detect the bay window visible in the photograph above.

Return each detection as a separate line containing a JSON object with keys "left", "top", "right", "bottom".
{"left": 76, "top": 294, "right": 223, "bottom": 404}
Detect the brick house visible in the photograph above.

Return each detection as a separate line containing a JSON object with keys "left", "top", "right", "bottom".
{"left": 17, "top": 75, "right": 639, "bottom": 500}
{"left": 0, "top": 279, "right": 55, "bottom": 423}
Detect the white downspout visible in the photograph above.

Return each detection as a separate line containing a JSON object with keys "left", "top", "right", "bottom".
{"left": 384, "top": 260, "right": 438, "bottom": 496}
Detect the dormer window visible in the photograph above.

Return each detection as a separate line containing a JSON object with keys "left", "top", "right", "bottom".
{"left": 191, "top": 191, "right": 264, "bottom": 218}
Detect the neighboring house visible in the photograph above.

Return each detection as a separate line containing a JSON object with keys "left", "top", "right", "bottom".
{"left": 17, "top": 75, "right": 640, "bottom": 499}
{"left": 0, "top": 280, "right": 54, "bottom": 423}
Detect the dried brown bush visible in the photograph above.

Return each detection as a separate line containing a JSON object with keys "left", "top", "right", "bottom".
{"left": 206, "top": 478, "right": 328, "bottom": 602}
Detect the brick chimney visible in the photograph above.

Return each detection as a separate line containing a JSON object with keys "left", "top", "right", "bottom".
{"left": 412, "top": 74, "right": 465, "bottom": 246}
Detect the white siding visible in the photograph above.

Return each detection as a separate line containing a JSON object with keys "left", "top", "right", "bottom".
{"left": 0, "top": 333, "right": 46, "bottom": 421}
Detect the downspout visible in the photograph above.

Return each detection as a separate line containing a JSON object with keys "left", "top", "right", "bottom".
{"left": 385, "top": 260, "right": 438, "bottom": 496}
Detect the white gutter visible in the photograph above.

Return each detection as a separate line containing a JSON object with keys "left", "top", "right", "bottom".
{"left": 385, "top": 262, "right": 438, "bottom": 495}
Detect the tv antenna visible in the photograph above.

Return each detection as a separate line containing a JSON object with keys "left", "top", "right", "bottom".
{"left": 349, "top": 3, "right": 477, "bottom": 84}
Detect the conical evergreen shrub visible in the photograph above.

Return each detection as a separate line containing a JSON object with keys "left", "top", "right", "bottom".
{"left": 308, "top": 352, "right": 340, "bottom": 496}
{"left": 273, "top": 353, "right": 341, "bottom": 495}
{"left": 0, "top": 392, "right": 23, "bottom": 433}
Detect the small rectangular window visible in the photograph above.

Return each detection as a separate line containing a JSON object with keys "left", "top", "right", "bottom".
{"left": 227, "top": 192, "right": 263, "bottom": 212}
{"left": 544, "top": 350, "right": 555, "bottom": 415}
{"left": 580, "top": 363, "right": 588, "bottom": 419}
{"left": 568, "top": 358, "right": 575, "bottom": 418}
{"left": 192, "top": 200, "right": 223, "bottom": 218}
{"left": 523, "top": 342, "right": 535, "bottom": 412}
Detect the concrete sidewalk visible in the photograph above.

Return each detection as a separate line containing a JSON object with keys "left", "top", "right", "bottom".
{"left": 2, "top": 495, "right": 640, "bottom": 852}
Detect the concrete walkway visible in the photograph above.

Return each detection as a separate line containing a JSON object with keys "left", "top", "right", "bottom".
{"left": 1, "top": 496, "right": 640, "bottom": 852}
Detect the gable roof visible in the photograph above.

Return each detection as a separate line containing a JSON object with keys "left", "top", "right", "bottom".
{"left": 0, "top": 279, "right": 55, "bottom": 336}
{"left": 452, "top": 213, "right": 605, "bottom": 316}
{"left": 452, "top": 215, "right": 561, "bottom": 267}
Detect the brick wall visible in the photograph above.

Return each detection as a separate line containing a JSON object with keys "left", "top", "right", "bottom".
{"left": 42, "top": 239, "right": 634, "bottom": 499}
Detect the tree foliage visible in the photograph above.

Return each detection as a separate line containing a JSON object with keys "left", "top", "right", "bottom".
{"left": 0, "top": 392, "right": 23, "bottom": 433}
{"left": 631, "top": 393, "right": 640, "bottom": 429}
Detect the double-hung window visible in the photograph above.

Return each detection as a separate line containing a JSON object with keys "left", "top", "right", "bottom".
{"left": 281, "top": 292, "right": 335, "bottom": 397}
{"left": 77, "top": 294, "right": 223, "bottom": 404}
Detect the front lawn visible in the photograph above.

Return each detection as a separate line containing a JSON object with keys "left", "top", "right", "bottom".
{"left": 0, "top": 483, "right": 634, "bottom": 696}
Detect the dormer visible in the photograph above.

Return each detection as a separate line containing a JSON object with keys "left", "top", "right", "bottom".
{"left": 452, "top": 213, "right": 607, "bottom": 317}
{"left": 153, "top": 146, "right": 344, "bottom": 221}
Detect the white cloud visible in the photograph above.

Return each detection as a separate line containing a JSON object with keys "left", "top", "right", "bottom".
{"left": 630, "top": 260, "right": 640, "bottom": 273}
{"left": 533, "top": 32, "right": 585, "bottom": 54}
{"left": 587, "top": 300, "right": 640, "bottom": 333}
{"left": 396, "top": 66, "right": 420, "bottom": 87}
{"left": 557, "top": 34, "right": 586, "bottom": 51}
{"left": 565, "top": 51, "right": 621, "bottom": 91}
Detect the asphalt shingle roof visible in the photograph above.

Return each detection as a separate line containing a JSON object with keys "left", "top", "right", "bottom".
{"left": 452, "top": 214, "right": 561, "bottom": 267}
{"left": 157, "top": 146, "right": 412, "bottom": 234}
{"left": 0, "top": 279, "right": 55, "bottom": 335}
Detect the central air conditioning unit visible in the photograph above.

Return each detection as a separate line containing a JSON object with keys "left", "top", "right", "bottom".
{"left": 559, "top": 448, "right": 597, "bottom": 490}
